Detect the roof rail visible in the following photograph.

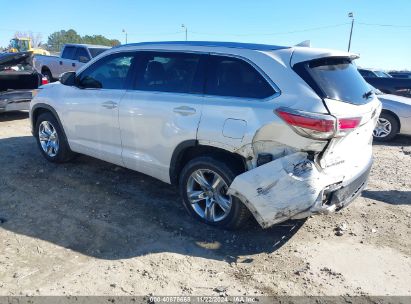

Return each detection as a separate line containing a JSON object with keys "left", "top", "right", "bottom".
{"left": 115, "top": 41, "right": 290, "bottom": 51}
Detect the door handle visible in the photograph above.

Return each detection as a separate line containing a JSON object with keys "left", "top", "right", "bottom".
{"left": 72, "top": 62, "right": 76, "bottom": 67}
{"left": 173, "top": 106, "right": 196, "bottom": 116}
{"left": 59, "top": 61, "right": 63, "bottom": 65}
{"left": 101, "top": 101, "right": 118, "bottom": 109}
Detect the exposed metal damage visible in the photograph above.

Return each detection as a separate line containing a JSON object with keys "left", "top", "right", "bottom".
{"left": 221, "top": 97, "right": 380, "bottom": 228}
{"left": 236, "top": 122, "right": 328, "bottom": 165}
{"left": 227, "top": 152, "right": 332, "bottom": 228}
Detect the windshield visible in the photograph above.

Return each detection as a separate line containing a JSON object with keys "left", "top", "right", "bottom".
{"left": 89, "top": 48, "right": 108, "bottom": 58}
{"left": 10, "top": 39, "right": 18, "bottom": 49}
{"left": 9, "top": 39, "right": 29, "bottom": 52}
{"left": 374, "top": 71, "right": 392, "bottom": 78}
{"left": 301, "top": 57, "right": 373, "bottom": 105}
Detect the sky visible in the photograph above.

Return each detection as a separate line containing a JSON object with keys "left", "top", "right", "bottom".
{"left": 1, "top": 0, "right": 410, "bottom": 70}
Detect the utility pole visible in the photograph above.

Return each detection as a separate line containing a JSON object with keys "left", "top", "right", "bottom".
{"left": 122, "top": 29, "right": 128, "bottom": 44}
{"left": 348, "top": 12, "right": 354, "bottom": 52}
{"left": 181, "top": 24, "right": 187, "bottom": 41}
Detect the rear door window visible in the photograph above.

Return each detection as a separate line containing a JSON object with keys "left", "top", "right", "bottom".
{"left": 295, "top": 57, "right": 372, "bottom": 105}
{"left": 74, "top": 48, "right": 90, "bottom": 62}
{"left": 133, "top": 51, "right": 204, "bottom": 94}
{"left": 61, "top": 46, "right": 76, "bottom": 60}
{"left": 205, "top": 56, "right": 275, "bottom": 99}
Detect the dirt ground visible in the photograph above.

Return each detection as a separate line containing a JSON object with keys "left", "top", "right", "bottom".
{"left": 0, "top": 111, "right": 410, "bottom": 296}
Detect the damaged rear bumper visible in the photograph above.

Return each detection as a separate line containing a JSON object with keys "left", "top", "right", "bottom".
{"left": 0, "top": 90, "right": 32, "bottom": 112}
{"left": 227, "top": 152, "right": 372, "bottom": 229}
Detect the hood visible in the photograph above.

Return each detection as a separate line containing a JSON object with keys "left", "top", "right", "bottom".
{"left": 0, "top": 52, "right": 34, "bottom": 67}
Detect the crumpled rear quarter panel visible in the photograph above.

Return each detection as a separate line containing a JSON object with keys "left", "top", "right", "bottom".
{"left": 227, "top": 152, "right": 334, "bottom": 228}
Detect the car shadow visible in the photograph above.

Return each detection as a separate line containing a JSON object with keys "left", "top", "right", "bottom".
{"left": 373, "top": 134, "right": 411, "bottom": 147}
{"left": 362, "top": 190, "right": 411, "bottom": 205}
{"left": 0, "top": 136, "right": 305, "bottom": 262}
{"left": 0, "top": 111, "right": 29, "bottom": 122}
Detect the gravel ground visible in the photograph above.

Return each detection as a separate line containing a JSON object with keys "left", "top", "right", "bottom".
{"left": 0, "top": 111, "right": 410, "bottom": 296}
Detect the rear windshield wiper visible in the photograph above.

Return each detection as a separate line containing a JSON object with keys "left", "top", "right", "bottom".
{"left": 363, "top": 90, "right": 373, "bottom": 99}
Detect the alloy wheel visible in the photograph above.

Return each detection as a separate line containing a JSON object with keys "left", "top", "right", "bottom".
{"left": 38, "top": 121, "right": 59, "bottom": 157}
{"left": 186, "top": 169, "right": 232, "bottom": 222}
{"left": 373, "top": 117, "right": 392, "bottom": 138}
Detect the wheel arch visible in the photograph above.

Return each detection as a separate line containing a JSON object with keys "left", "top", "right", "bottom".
{"left": 169, "top": 140, "right": 248, "bottom": 186}
{"left": 41, "top": 65, "right": 51, "bottom": 75}
{"left": 31, "top": 104, "right": 70, "bottom": 144}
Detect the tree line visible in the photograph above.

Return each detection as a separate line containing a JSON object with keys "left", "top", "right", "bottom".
{"left": 46, "top": 29, "right": 121, "bottom": 52}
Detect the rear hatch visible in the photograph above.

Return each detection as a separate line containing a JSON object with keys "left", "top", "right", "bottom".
{"left": 292, "top": 54, "right": 381, "bottom": 182}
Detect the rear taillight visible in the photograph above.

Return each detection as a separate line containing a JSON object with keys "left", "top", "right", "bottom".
{"left": 338, "top": 117, "right": 361, "bottom": 135}
{"left": 41, "top": 77, "right": 49, "bottom": 85}
{"left": 275, "top": 108, "right": 361, "bottom": 140}
{"left": 276, "top": 108, "right": 336, "bottom": 140}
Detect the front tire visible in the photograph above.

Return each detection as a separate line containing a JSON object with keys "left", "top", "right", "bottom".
{"left": 373, "top": 112, "right": 399, "bottom": 142}
{"left": 179, "top": 157, "right": 250, "bottom": 229}
{"left": 35, "top": 112, "right": 74, "bottom": 163}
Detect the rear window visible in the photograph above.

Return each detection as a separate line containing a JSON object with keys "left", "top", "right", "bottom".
{"left": 61, "top": 46, "right": 76, "bottom": 60}
{"left": 295, "top": 57, "right": 372, "bottom": 105}
{"left": 89, "top": 48, "right": 108, "bottom": 58}
{"left": 74, "top": 48, "right": 90, "bottom": 61}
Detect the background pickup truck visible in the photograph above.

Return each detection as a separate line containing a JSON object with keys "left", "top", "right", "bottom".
{"left": 33, "top": 44, "right": 110, "bottom": 81}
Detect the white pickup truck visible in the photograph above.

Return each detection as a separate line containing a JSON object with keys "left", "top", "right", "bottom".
{"left": 33, "top": 44, "right": 110, "bottom": 81}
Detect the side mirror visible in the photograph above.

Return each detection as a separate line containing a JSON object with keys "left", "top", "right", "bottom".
{"left": 60, "top": 71, "right": 76, "bottom": 86}
{"left": 79, "top": 56, "right": 90, "bottom": 63}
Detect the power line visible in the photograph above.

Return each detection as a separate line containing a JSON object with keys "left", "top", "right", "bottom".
{"left": 357, "top": 22, "right": 411, "bottom": 28}
{"left": 0, "top": 28, "right": 48, "bottom": 34}
{"left": 1, "top": 21, "right": 411, "bottom": 42}
{"left": 1, "top": 23, "right": 351, "bottom": 37}
{"left": 126, "top": 30, "right": 184, "bottom": 36}
{"left": 190, "top": 23, "right": 350, "bottom": 37}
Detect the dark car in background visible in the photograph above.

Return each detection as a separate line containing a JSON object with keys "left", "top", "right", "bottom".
{"left": 358, "top": 68, "right": 392, "bottom": 78}
{"left": 0, "top": 52, "right": 45, "bottom": 113}
{"left": 358, "top": 68, "right": 411, "bottom": 98}
{"left": 389, "top": 71, "right": 411, "bottom": 79}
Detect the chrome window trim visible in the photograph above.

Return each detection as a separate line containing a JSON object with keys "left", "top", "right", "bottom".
{"left": 208, "top": 51, "right": 281, "bottom": 101}
{"left": 117, "top": 48, "right": 282, "bottom": 102}
{"left": 113, "top": 41, "right": 289, "bottom": 52}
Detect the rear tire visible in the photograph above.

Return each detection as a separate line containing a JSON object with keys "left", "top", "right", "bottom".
{"left": 179, "top": 156, "right": 250, "bottom": 229}
{"left": 35, "top": 112, "right": 74, "bottom": 163}
{"left": 42, "top": 69, "right": 53, "bottom": 83}
{"left": 373, "top": 112, "right": 399, "bottom": 142}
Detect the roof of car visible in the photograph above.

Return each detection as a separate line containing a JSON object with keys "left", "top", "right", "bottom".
{"left": 359, "top": 68, "right": 382, "bottom": 72}
{"left": 117, "top": 41, "right": 290, "bottom": 51}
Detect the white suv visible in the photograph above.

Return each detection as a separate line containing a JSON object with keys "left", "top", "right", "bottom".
{"left": 30, "top": 41, "right": 381, "bottom": 229}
